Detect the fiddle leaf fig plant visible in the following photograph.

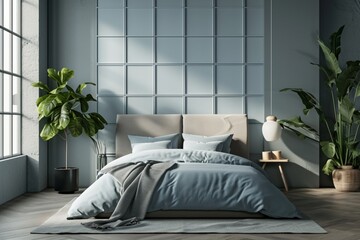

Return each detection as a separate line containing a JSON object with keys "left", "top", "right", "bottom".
{"left": 32, "top": 67, "right": 108, "bottom": 168}
{"left": 279, "top": 25, "right": 360, "bottom": 175}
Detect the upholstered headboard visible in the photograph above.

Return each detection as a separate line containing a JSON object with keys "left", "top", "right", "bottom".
{"left": 115, "top": 114, "right": 248, "bottom": 158}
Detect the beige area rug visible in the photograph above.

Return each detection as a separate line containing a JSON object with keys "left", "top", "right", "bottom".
{"left": 31, "top": 198, "right": 326, "bottom": 234}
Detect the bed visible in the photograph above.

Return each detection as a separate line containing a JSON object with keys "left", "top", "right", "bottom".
{"left": 67, "top": 114, "right": 300, "bottom": 224}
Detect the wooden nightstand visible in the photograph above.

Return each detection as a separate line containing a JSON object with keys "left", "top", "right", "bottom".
{"left": 259, "top": 159, "right": 289, "bottom": 191}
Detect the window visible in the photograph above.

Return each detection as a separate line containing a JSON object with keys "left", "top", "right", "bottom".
{"left": 0, "top": 0, "right": 21, "bottom": 159}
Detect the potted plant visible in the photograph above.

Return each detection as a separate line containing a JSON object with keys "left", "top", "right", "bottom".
{"left": 32, "top": 67, "right": 107, "bottom": 193}
{"left": 279, "top": 25, "right": 360, "bottom": 191}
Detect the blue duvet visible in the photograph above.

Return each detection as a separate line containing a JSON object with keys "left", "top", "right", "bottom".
{"left": 67, "top": 149, "right": 301, "bottom": 219}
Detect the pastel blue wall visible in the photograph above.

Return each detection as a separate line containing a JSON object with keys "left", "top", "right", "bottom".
{"left": 47, "top": 0, "right": 320, "bottom": 188}
{"left": 96, "top": 0, "right": 265, "bottom": 164}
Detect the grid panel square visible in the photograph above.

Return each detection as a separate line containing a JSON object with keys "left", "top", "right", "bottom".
{"left": 127, "top": 38, "right": 153, "bottom": 63}
{"left": 187, "top": 8, "right": 213, "bottom": 36}
{"left": 156, "top": 97, "right": 183, "bottom": 114}
{"left": 98, "top": 97, "right": 124, "bottom": 124}
{"left": 217, "top": 0, "right": 243, "bottom": 7}
{"left": 157, "top": 9, "right": 183, "bottom": 36}
{"left": 127, "top": 97, "right": 153, "bottom": 114}
{"left": 246, "top": 8, "right": 264, "bottom": 36}
{"left": 246, "top": 37, "right": 264, "bottom": 63}
{"left": 187, "top": 38, "right": 213, "bottom": 63}
{"left": 98, "top": 0, "right": 124, "bottom": 8}
{"left": 157, "top": 66, "right": 183, "bottom": 94}
{"left": 247, "top": 96, "right": 264, "bottom": 122}
{"left": 246, "top": 0, "right": 264, "bottom": 8}
{"left": 186, "top": 0, "right": 213, "bottom": 7}
{"left": 98, "top": 37, "right": 124, "bottom": 63}
{"left": 97, "top": 124, "right": 117, "bottom": 154}
{"left": 98, "top": 66, "right": 124, "bottom": 95}
{"left": 186, "top": 97, "right": 212, "bottom": 114}
{"left": 187, "top": 65, "right": 213, "bottom": 94}
{"left": 217, "top": 8, "right": 243, "bottom": 36}
{"left": 127, "top": 9, "right": 153, "bottom": 36}
{"left": 246, "top": 65, "right": 264, "bottom": 94}
{"left": 157, "top": 38, "right": 183, "bottom": 63}
{"left": 157, "top": 0, "right": 183, "bottom": 8}
{"left": 217, "top": 37, "right": 243, "bottom": 63}
{"left": 127, "top": 66, "right": 153, "bottom": 94}
{"left": 128, "top": 0, "right": 153, "bottom": 8}
{"left": 216, "top": 65, "right": 243, "bottom": 94}
{"left": 216, "top": 97, "right": 243, "bottom": 114}
{"left": 98, "top": 9, "right": 124, "bottom": 36}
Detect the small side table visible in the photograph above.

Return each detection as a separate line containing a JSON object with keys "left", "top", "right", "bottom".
{"left": 259, "top": 159, "right": 289, "bottom": 192}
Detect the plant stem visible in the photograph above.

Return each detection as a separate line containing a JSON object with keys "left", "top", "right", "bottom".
{"left": 64, "top": 130, "right": 68, "bottom": 169}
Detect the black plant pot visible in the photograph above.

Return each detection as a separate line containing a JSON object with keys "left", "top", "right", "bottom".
{"left": 54, "top": 167, "right": 79, "bottom": 194}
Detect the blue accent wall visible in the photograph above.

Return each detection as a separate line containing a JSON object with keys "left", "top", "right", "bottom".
{"left": 47, "top": 0, "right": 321, "bottom": 188}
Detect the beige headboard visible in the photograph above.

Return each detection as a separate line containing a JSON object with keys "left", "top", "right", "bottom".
{"left": 115, "top": 114, "right": 248, "bottom": 158}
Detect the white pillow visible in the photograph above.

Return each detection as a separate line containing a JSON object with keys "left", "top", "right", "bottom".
{"left": 128, "top": 133, "right": 181, "bottom": 150}
{"left": 183, "top": 140, "right": 223, "bottom": 152}
{"left": 182, "top": 133, "right": 233, "bottom": 153}
{"left": 132, "top": 140, "right": 171, "bottom": 153}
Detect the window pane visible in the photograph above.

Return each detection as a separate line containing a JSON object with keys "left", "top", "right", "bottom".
{"left": 4, "top": 0, "right": 12, "bottom": 30}
{"left": 13, "top": 0, "right": 21, "bottom": 34}
{"left": 0, "top": 74, "right": 2, "bottom": 112}
{"left": 13, "top": 115, "right": 20, "bottom": 154}
{"left": 4, "top": 74, "right": 11, "bottom": 112}
{"left": 0, "top": 115, "right": 2, "bottom": 157}
{"left": 0, "top": 30, "right": 3, "bottom": 70}
{"left": 13, "top": 35, "right": 20, "bottom": 74}
{"left": 4, "top": 31, "right": 12, "bottom": 72}
{"left": 3, "top": 114, "right": 12, "bottom": 157}
{"left": 12, "top": 76, "right": 20, "bottom": 113}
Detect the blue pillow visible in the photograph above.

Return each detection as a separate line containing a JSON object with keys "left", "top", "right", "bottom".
{"left": 128, "top": 133, "right": 181, "bottom": 151}
{"left": 132, "top": 140, "right": 171, "bottom": 153}
{"left": 183, "top": 140, "right": 223, "bottom": 152}
{"left": 182, "top": 133, "right": 233, "bottom": 153}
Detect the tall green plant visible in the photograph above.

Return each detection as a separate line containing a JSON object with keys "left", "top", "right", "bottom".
{"left": 279, "top": 26, "right": 360, "bottom": 175}
{"left": 32, "top": 67, "right": 107, "bottom": 168}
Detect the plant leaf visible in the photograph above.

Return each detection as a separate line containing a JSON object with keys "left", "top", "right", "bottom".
{"left": 38, "top": 95, "right": 60, "bottom": 117}
{"left": 318, "top": 39, "right": 342, "bottom": 76}
{"left": 31, "top": 82, "right": 50, "bottom": 92}
{"left": 322, "top": 159, "right": 337, "bottom": 175}
{"left": 280, "top": 88, "right": 322, "bottom": 116}
{"left": 339, "top": 95, "right": 355, "bottom": 124}
{"left": 68, "top": 114, "right": 83, "bottom": 137}
{"left": 329, "top": 25, "right": 344, "bottom": 59}
{"left": 76, "top": 82, "right": 95, "bottom": 94}
{"left": 85, "top": 93, "right": 97, "bottom": 102}
{"left": 47, "top": 68, "right": 62, "bottom": 85}
{"left": 80, "top": 98, "right": 89, "bottom": 112}
{"left": 59, "top": 102, "right": 73, "bottom": 129}
{"left": 320, "top": 141, "right": 336, "bottom": 158}
{"left": 35, "top": 94, "right": 49, "bottom": 106}
{"left": 60, "top": 68, "right": 74, "bottom": 84}
{"left": 40, "top": 123, "right": 59, "bottom": 141}
{"left": 278, "top": 117, "right": 319, "bottom": 142}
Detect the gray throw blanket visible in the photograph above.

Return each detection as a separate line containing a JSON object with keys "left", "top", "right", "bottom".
{"left": 82, "top": 160, "right": 176, "bottom": 230}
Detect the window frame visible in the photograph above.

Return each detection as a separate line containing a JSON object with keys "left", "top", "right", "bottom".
{"left": 0, "top": 0, "right": 22, "bottom": 159}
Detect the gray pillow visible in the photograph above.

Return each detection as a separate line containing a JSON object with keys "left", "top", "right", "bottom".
{"left": 128, "top": 133, "right": 181, "bottom": 150}
{"left": 132, "top": 140, "right": 171, "bottom": 153}
{"left": 182, "top": 133, "right": 233, "bottom": 153}
{"left": 183, "top": 140, "right": 223, "bottom": 152}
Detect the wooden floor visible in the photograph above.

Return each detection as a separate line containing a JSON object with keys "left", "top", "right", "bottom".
{"left": 0, "top": 188, "right": 359, "bottom": 240}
